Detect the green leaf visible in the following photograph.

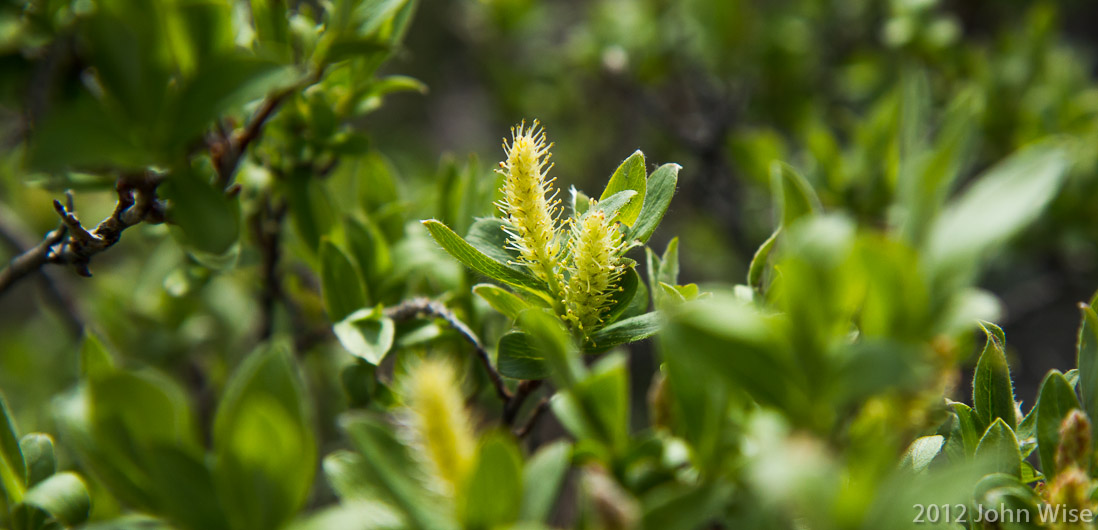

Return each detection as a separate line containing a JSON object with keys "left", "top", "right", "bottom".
{"left": 594, "top": 190, "right": 639, "bottom": 222}
{"left": 464, "top": 218, "right": 522, "bottom": 269}
{"left": 657, "top": 238, "right": 679, "bottom": 287}
{"left": 213, "top": 343, "right": 316, "bottom": 530}
{"left": 473, "top": 284, "right": 533, "bottom": 321}
{"left": 770, "top": 161, "right": 820, "bottom": 227}
{"left": 629, "top": 163, "right": 679, "bottom": 244}
{"left": 972, "top": 321, "right": 1016, "bottom": 431}
{"left": 950, "top": 402, "right": 981, "bottom": 457}
{"left": 11, "top": 472, "right": 90, "bottom": 528}
{"left": 599, "top": 150, "right": 646, "bottom": 227}
{"left": 573, "top": 353, "right": 630, "bottom": 451}
{"left": 346, "top": 217, "right": 393, "bottom": 300}
{"left": 585, "top": 312, "right": 661, "bottom": 351}
{"left": 747, "top": 228, "right": 780, "bottom": 290}
{"left": 287, "top": 168, "right": 337, "bottom": 253}
{"left": 161, "top": 170, "right": 241, "bottom": 257}
{"left": 422, "top": 220, "right": 546, "bottom": 294}
{"left": 1035, "top": 370, "right": 1081, "bottom": 476}
{"left": 519, "top": 442, "right": 571, "bottom": 522}
{"left": 517, "top": 310, "right": 583, "bottom": 388}
{"left": 168, "top": 54, "right": 293, "bottom": 148}
{"left": 0, "top": 393, "right": 26, "bottom": 505}
{"left": 1076, "top": 297, "right": 1098, "bottom": 437}
{"left": 900, "top": 435, "right": 944, "bottom": 473}
{"left": 339, "top": 413, "right": 455, "bottom": 530}
{"left": 333, "top": 308, "right": 396, "bottom": 365}
{"left": 19, "top": 435, "right": 55, "bottom": 488}
{"left": 925, "top": 141, "right": 1071, "bottom": 284}
{"left": 461, "top": 433, "right": 523, "bottom": 528}
{"left": 79, "top": 331, "right": 115, "bottom": 380}
{"left": 602, "top": 267, "right": 643, "bottom": 325}
{"left": 497, "top": 332, "right": 551, "bottom": 380}
{"left": 320, "top": 240, "right": 368, "bottom": 322}
{"left": 975, "top": 418, "right": 1022, "bottom": 477}
{"left": 287, "top": 501, "right": 407, "bottom": 530}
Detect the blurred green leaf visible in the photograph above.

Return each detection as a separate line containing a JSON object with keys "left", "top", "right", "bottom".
{"left": 18, "top": 435, "right": 54, "bottom": 488}
{"left": 747, "top": 228, "right": 779, "bottom": 290}
{"left": 925, "top": 141, "right": 1071, "bottom": 286}
{"left": 161, "top": 170, "right": 241, "bottom": 257}
{"left": 213, "top": 343, "right": 316, "bottom": 530}
{"left": 519, "top": 442, "right": 571, "bottom": 523}
{"left": 1035, "top": 370, "right": 1080, "bottom": 477}
{"left": 11, "top": 472, "right": 90, "bottom": 529}
{"left": 461, "top": 432, "right": 523, "bottom": 528}
{"left": 333, "top": 308, "right": 395, "bottom": 365}
{"left": 321, "top": 240, "right": 368, "bottom": 322}
{"left": 497, "top": 331, "right": 550, "bottom": 380}
{"left": 0, "top": 393, "right": 26, "bottom": 506}
{"left": 1076, "top": 295, "right": 1098, "bottom": 437}
{"left": 473, "top": 284, "right": 533, "bottom": 321}
{"left": 339, "top": 413, "right": 455, "bottom": 530}
{"left": 770, "top": 161, "right": 820, "bottom": 227}
{"left": 900, "top": 435, "right": 944, "bottom": 473}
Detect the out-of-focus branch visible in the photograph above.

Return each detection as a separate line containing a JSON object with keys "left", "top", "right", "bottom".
{"left": 514, "top": 397, "right": 550, "bottom": 438}
{"left": 0, "top": 207, "right": 83, "bottom": 335}
{"left": 0, "top": 173, "right": 166, "bottom": 298}
{"left": 251, "top": 192, "right": 288, "bottom": 341}
{"left": 211, "top": 91, "right": 290, "bottom": 190}
{"left": 385, "top": 297, "right": 514, "bottom": 404}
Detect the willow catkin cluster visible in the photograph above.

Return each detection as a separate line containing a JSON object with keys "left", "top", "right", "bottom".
{"left": 403, "top": 359, "right": 476, "bottom": 495}
{"left": 564, "top": 205, "right": 625, "bottom": 334}
{"left": 496, "top": 120, "right": 563, "bottom": 294}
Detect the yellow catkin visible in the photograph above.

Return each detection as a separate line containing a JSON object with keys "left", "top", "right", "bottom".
{"left": 496, "top": 120, "right": 564, "bottom": 298}
{"left": 404, "top": 360, "right": 476, "bottom": 495}
{"left": 564, "top": 204, "right": 624, "bottom": 334}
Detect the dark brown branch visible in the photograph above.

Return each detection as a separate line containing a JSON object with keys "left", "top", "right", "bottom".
{"left": 251, "top": 193, "right": 288, "bottom": 341}
{"left": 385, "top": 298, "right": 513, "bottom": 403}
{"left": 504, "top": 379, "right": 543, "bottom": 424}
{"left": 0, "top": 174, "right": 165, "bottom": 297}
{"left": 513, "top": 397, "right": 550, "bottom": 438}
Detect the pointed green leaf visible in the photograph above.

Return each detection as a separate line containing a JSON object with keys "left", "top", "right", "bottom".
{"left": 0, "top": 393, "right": 26, "bottom": 505}
{"left": 1035, "top": 370, "right": 1081, "bottom": 476}
{"left": 519, "top": 442, "right": 571, "bottom": 522}
{"left": 422, "top": 220, "right": 546, "bottom": 293}
{"left": 747, "top": 228, "right": 780, "bottom": 290}
{"left": 972, "top": 321, "right": 1016, "bottom": 431}
{"left": 975, "top": 419, "right": 1022, "bottom": 478}
{"left": 585, "top": 312, "right": 661, "bottom": 351}
{"left": 473, "top": 284, "right": 533, "bottom": 321}
{"left": 925, "top": 141, "right": 1071, "bottom": 283}
{"left": 461, "top": 433, "right": 523, "bottom": 528}
{"left": 629, "top": 163, "right": 679, "bottom": 243}
{"left": 770, "top": 161, "right": 820, "bottom": 227}
{"left": 320, "top": 240, "right": 368, "bottom": 322}
{"left": 1076, "top": 297, "right": 1098, "bottom": 434}
{"left": 901, "top": 435, "right": 944, "bottom": 473}
{"left": 333, "top": 308, "right": 395, "bottom": 365}
{"left": 497, "top": 332, "right": 551, "bottom": 380}
{"left": 599, "top": 150, "right": 646, "bottom": 227}
{"left": 213, "top": 343, "right": 316, "bottom": 530}
{"left": 950, "top": 402, "right": 981, "bottom": 457}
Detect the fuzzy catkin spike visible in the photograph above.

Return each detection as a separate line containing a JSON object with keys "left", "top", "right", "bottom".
{"left": 564, "top": 204, "right": 625, "bottom": 334}
{"left": 404, "top": 360, "right": 477, "bottom": 495}
{"left": 496, "top": 120, "right": 563, "bottom": 296}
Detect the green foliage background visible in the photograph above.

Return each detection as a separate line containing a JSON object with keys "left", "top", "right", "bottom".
{"left": 1, "top": 0, "right": 1098, "bottom": 528}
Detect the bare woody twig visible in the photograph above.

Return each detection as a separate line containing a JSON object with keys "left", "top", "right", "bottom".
{"left": 384, "top": 297, "right": 513, "bottom": 404}
{"left": 514, "top": 397, "right": 550, "bottom": 438}
{"left": 0, "top": 173, "right": 166, "bottom": 298}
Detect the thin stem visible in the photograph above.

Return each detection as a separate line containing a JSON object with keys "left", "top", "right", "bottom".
{"left": 513, "top": 397, "right": 550, "bottom": 438}
{"left": 384, "top": 298, "right": 513, "bottom": 403}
